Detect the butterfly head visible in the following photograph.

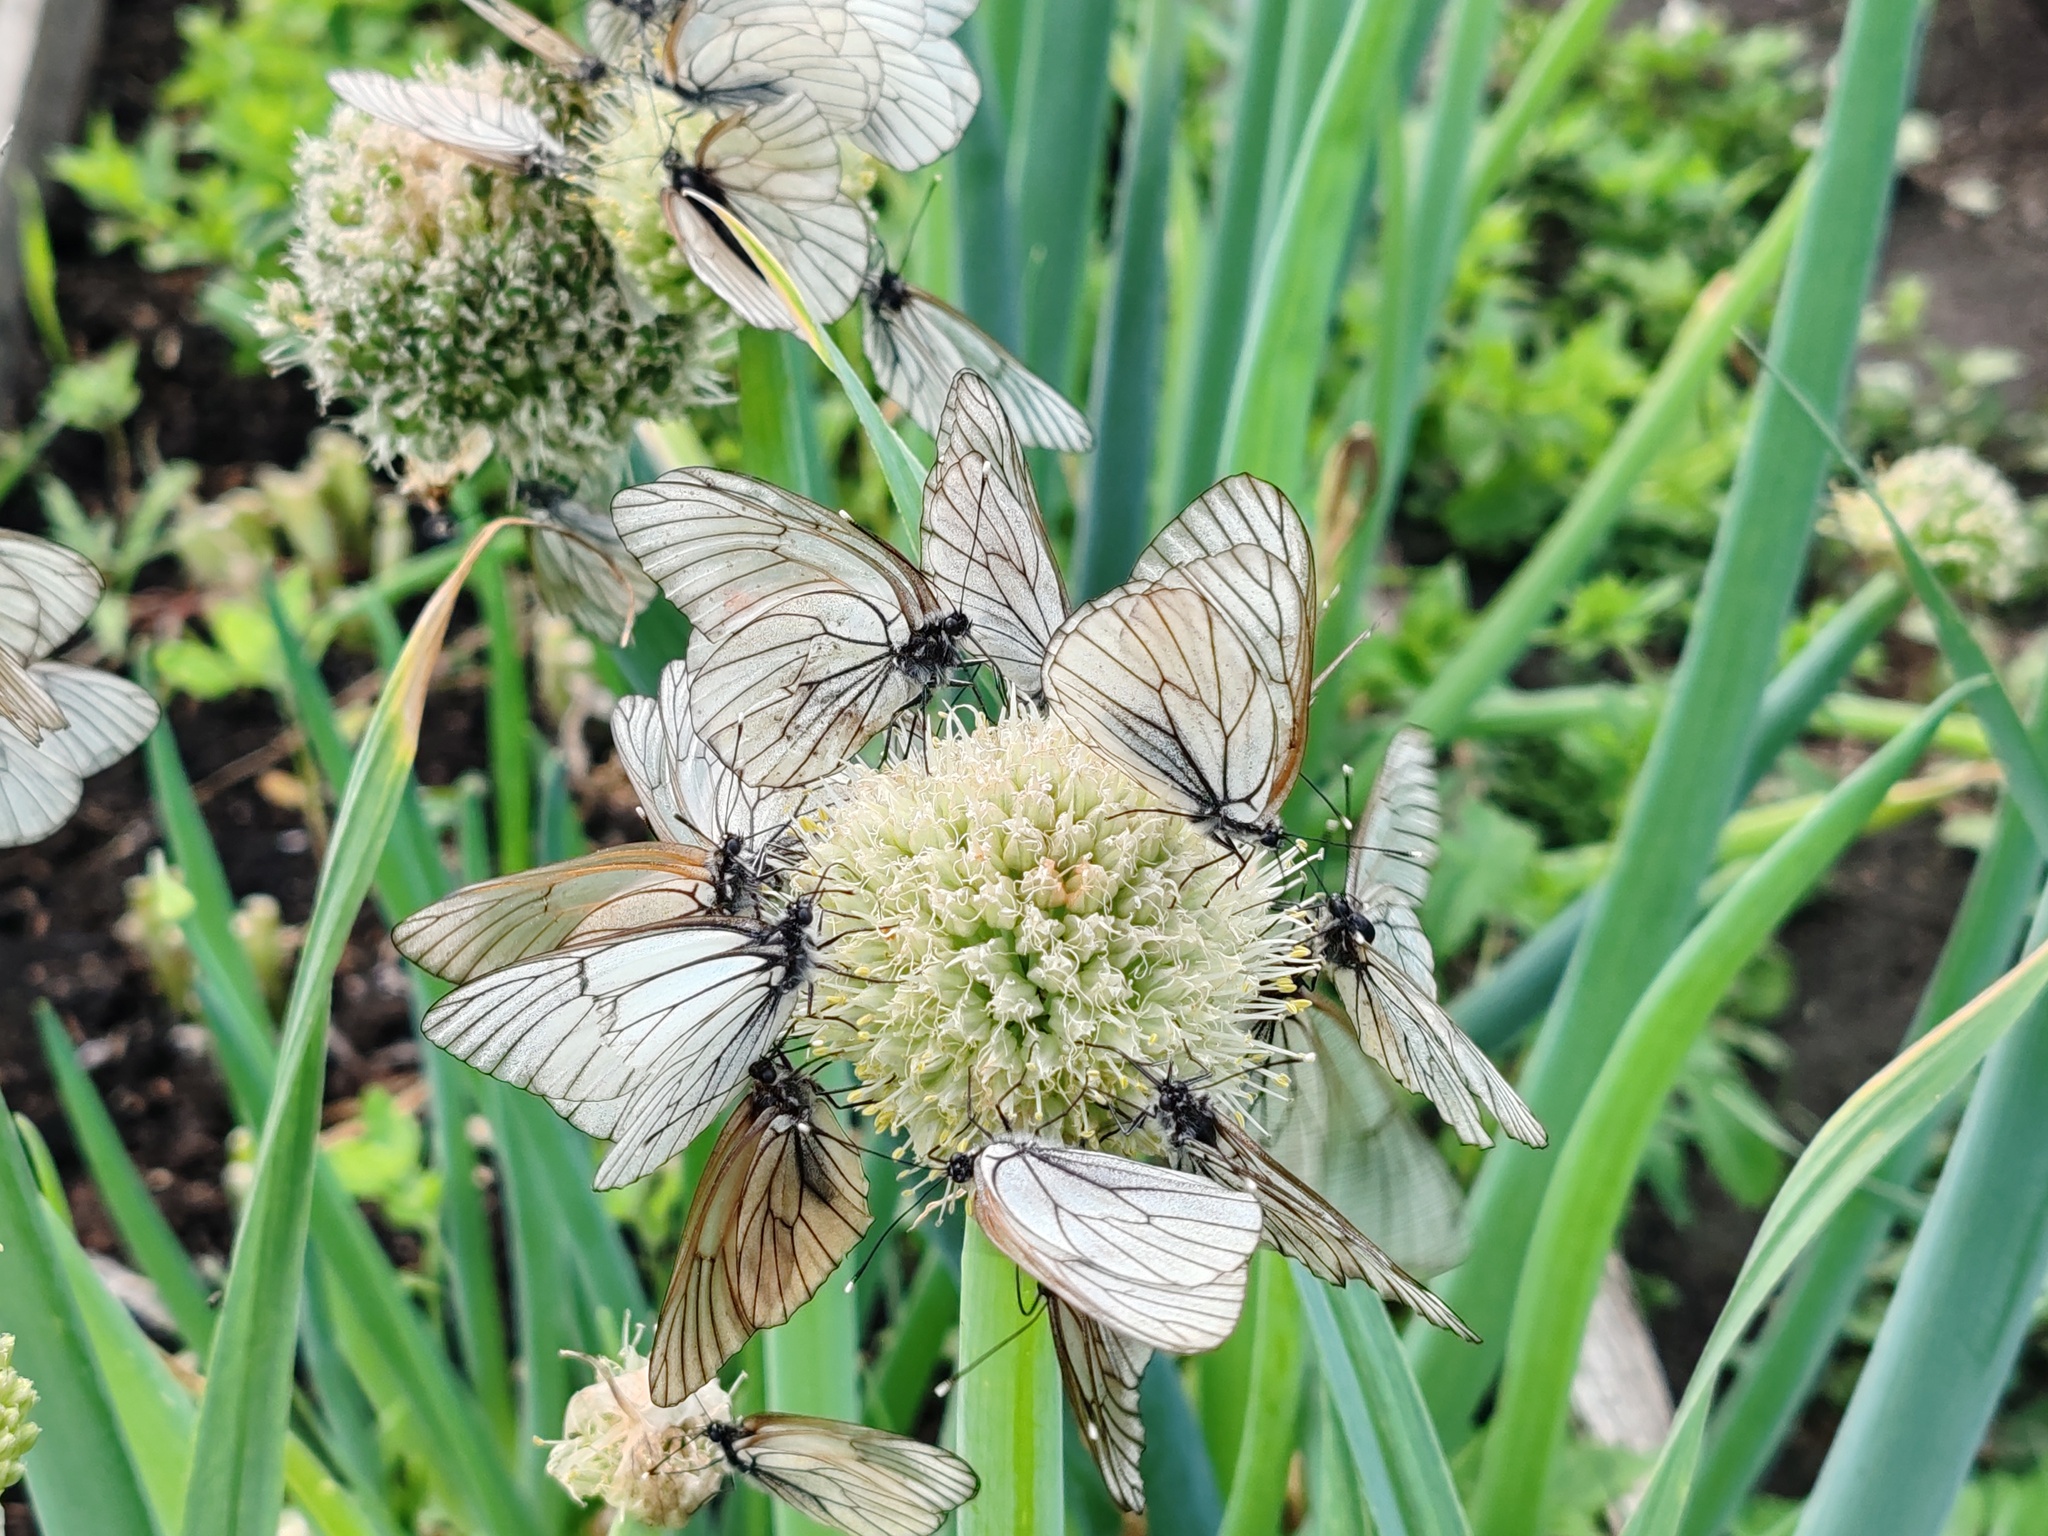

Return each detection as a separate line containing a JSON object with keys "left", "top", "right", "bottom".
{"left": 702, "top": 1418, "right": 746, "bottom": 1467}
{"left": 1317, "top": 892, "right": 1376, "bottom": 962}
{"left": 870, "top": 266, "right": 912, "bottom": 314}
{"left": 897, "top": 610, "right": 973, "bottom": 684}
{"left": 944, "top": 1150, "right": 977, "bottom": 1185}
{"left": 1151, "top": 1073, "right": 1219, "bottom": 1148}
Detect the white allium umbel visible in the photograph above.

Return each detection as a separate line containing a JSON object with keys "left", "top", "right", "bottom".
{"left": 1828, "top": 446, "right": 2039, "bottom": 604}
{"left": 546, "top": 1345, "right": 730, "bottom": 1530}
{"left": 0, "top": 1335, "right": 39, "bottom": 1492}
{"left": 802, "top": 710, "right": 1308, "bottom": 1159}
{"left": 259, "top": 59, "right": 725, "bottom": 488}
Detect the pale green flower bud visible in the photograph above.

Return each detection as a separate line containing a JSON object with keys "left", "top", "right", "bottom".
{"left": 0, "top": 1334, "right": 41, "bottom": 1492}
{"left": 1827, "top": 446, "right": 2038, "bottom": 605}
{"left": 803, "top": 711, "right": 1305, "bottom": 1159}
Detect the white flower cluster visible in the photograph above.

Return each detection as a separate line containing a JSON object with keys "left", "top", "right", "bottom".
{"left": 546, "top": 1346, "right": 731, "bottom": 1529}
{"left": 0, "top": 1335, "right": 39, "bottom": 1493}
{"left": 1827, "top": 446, "right": 2041, "bottom": 605}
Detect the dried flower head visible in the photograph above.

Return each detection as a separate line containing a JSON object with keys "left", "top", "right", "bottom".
{"left": 0, "top": 1335, "right": 40, "bottom": 1492}
{"left": 1827, "top": 446, "right": 2039, "bottom": 604}
{"left": 259, "top": 59, "right": 725, "bottom": 489}
{"left": 802, "top": 710, "right": 1306, "bottom": 1160}
{"left": 547, "top": 1344, "right": 729, "bottom": 1529}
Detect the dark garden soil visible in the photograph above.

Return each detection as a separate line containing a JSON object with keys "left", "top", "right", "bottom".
{"left": 3, "top": 0, "right": 2048, "bottom": 1527}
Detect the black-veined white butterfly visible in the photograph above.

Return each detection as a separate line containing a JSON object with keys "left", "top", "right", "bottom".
{"left": 1041, "top": 477, "right": 1315, "bottom": 849}
{"left": 460, "top": 0, "right": 610, "bottom": 79}
{"left": 612, "top": 468, "right": 974, "bottom": 786}
{"left": 662, "top": 0, "right": 879, "bottom": 134}
{"left": 1138, "top": 1065, "right": 1475, "bottom": 1338}
{"left": 865, "top": 266, "right": 1094, "bottom": 453}
{"left": 658, "top": 95, "right": 870, "bottom": 331}
{"left": 1313, "top": 727, "right": 1546, "bottom": 1148}
{"left": 327, "top": 69, "right": 576, "bottom": 177}
{"left": 838, "top": 0, "right": 979, "bottom": 172}
{"left": 520, "top": 483, "right": 658, "bottom": 640}
{"left": 943, "top": 1135, "right": 1263, "bottom": 1354}
{"left": 651, "top": 1055, "right": 870, "bottom": 1406}
{"left": 700, "top": 1412, "right": 978, "bottom": 1536}
{"left": 1048, "top": 1297, "right": 1149, "bottom": 1512}
{"left": 0, "top": 532, "right": 158, "bottom": 848}
{"left": 419, "top": 897, "right": 820, "bottom": 1188}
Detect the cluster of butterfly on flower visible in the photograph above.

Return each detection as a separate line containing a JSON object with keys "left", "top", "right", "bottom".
{"left": 387, "top": 360, "right": 1550, "bottom": 1531}
{"left": 327, "top": 0, "right": 1095, "bottom": 464}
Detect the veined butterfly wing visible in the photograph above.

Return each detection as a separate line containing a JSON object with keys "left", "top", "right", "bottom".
{"left": 863, "top": 270, "right": 1094, "bottom": 452}
{"left": 458, "top": 0, "right": 607, "bottom": 77}
{"left": 1349, "top": 726, "right": 1439, "bottom": 907}
{"left": 421, "top": 902, "right": 818, "bottom": 1189}
{"left": 664, "top": 0, "right": 878, "bottom": 132}
{"left": 0, "top": 724, "right": 84, "bottom": 848}
{"left": 709, "top": 1414, "right": 978, "bottom": 1536}
{"left": 523, "top": 487, "right": 657, "bottom": 640}
{"left": 969, "top": 1136, "right": 1262, "bottom": 1354}
{"left": 921, "top": 400, "right": 1067, "bottom": 700}
{"left": 651, "top": 1064, "right": 870, "bottom": 1405}
{"left": 660, "top": 96, "right": 869, "bottom": 331}
{"left": 843, "top": 0, "right": 977, "bottom": 171}
{"left": 923, "top": 0, "right": 974, "bottom": 36}
{"left": 0, "top": 531, "right": 101, "bottom": 660}
{"left": 1131, "top": 474, "right": 1314, "bottom": 604}
{"left": 932, "top": 365, "right": 1032, "bottom": 500}
{"left": 1048, "top": 1298, "right": 1148, "bottom": 1512}
{"left": 0, "top": 663, "right": 158, "bottom": 848}
{"left": 327, "top": 70, "right": 573, "bottom": 176}
{"left": 1042, "top": 547, "right": 1310, "bottom": 843}
{"left": 392, "top": 845, "right": 718, "bottom": 984}
{"left": 0, "top": 652, "right": 67, "bottom": 741}
{"left": 586, "top": 0, "right": 677, "bottom": 68}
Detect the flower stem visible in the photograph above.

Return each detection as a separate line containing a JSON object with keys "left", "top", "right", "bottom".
{"left": 1216, "top": 1253, "right": 1306, "bottom": 1536}
{"left": 957, "top": 1221, "right": 1062, "bottom": 1536}
{"left": 763, "top": 1232, "right": 860, "bottom": 1536}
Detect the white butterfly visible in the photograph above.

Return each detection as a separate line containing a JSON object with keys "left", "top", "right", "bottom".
{"left": 420, "top": 897, "right": 819, "bottom": 1189}
{"left": 663, "top": 0, "right": 880, "bottom": 137}
{"left": 0, "top": 532, "right": 158, "bottom": 848}
{"left": 701, "top": 1412, "right": 979, "bottom": 1536}
{"left": 865, "top": 270, "right": 1094, "bottom": 453}
{"left": 327, "top": 69, "right": 575, "bottom": 177}
{"left": 520, "top": 484, "right": 657, "bottom": 640}
{"left": 1049, "top": 1297, "right": 1149, "bottom": 1512}
{"left": 947, "top": 1135, "right": 1263, "bottom": 1354}
{"left": 1041, "top": 477, "right": 1315, "bottom": 848}
{"left": 1314, "top": 727, "right": 1546, "bottom": 1149}
{"left": 840, "top": 0, "right": 979, "bottom": 173}
{"left": 612, "top": 468, "right": 974, "bottom": 787}
{"left": 394, "top": 661, "right": 801, "bottom": 984}
{"left": 658, "top": 94, "right": 871, "bottom": 330}
{"left": 460, "top": 0, "right": 611, "bottom": 79}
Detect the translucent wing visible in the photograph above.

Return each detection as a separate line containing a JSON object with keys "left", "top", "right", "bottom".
{"left": 651, "top": 1070, "right": 870, "bottom": 1405}
{"left": 1266, "top": 1013, "right": 1468, "bottom": 1278}
{"left": 932, "top": 366, "right": 1032, "bottom": 503}
{"left": 1049, "top": 1298, "right": 1148, "bottom": 1512}
{"left": 0, "top": 531, "right": 101, "bottom": 658}
{"left": 0, "top": 652, "right": 67, "bottom": 741}
{"left": 587, "top": 0, "right": 678, "bottom": 68}
{"left": 667, "top": 0, "right": 878, "bottom": 132}
{"left": 921, "top": 449, "right": 1066, "bottom": 699}
{"left": 682, "top": 585, "right": 925, "bottom": 788}
{"left": 392, "top": 845, "right": 718, "bottom": 984}
{"left": 971, "top": 1137, "right": 1262, "bottom": 1354}
{"left": 923, "top": 0, "right": 974, "bottom": 36}
{"left": 1347, "top": 726, "right": 1438, "bottom": 909}
{"left": 726, "top": 1415, "right": 979, "bottom": 1536}
{"left": 1179, "top": 1114, "right": 1472, "bottom": 1338}
{"left": 1131, "top": 475, "right": 1315, "bottom": 609}
{"left": 612, "top": 660, "right": 804, "bottom": 857}
{"left": 1041, "top": 549, "right": 1309, "bottom": 839}
{"left": 525, "top": 491, "right": 656, "bottom": 641}
{"left": 863, "top": 275, "right": 1094, "bottom": 452}
{"left": 327, "top": 70, "right": 571, "bottom": 175}
{"left": 459, "top": 0, "right": 606, "bottom": 76}
{"left": 612, "top": 467, "right": 936, "bottom": 649}
{"left": 663, "top": 96, "right": 870, "bottom": 328}
{"left": 845, "top": 0, "right": 978, "bottom": 170}
{"left": 1328, "top": 924, "right": 1547, "bottom": 1150}
{"left": 420, "top": 911, "right": 814, "bottom": 1188}
{"left": 0, "top": 721, "right": 84, "bottom": 848}
{"left": 27, "top": 664, "right": 159, "bottom": 778}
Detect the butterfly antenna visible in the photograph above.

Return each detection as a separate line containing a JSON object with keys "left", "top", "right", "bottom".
{"left": 894, "top": 176, "right": 942, "bottom": 271}
{"left": 933, "top": 1296, "right": 1049, "bottom": 1398}
{"left": 1310, "top": 629, "right": 1371, "bottom": 701}
{"left": 843, "top": 1198, "right": 923, "bottom": 1292}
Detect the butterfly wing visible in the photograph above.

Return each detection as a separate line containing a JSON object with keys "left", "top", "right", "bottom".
{"left": 0, "top": 652, "right": 66, "bottom": 741}
{"left": 327, "top": 70, "right": 568, "bottom": 174}
{"left": 526, "top": 493, "right": 656, "bottom": 640}
{"left": 613, "top": 660, "right": 805, "bottom": 856}
{"left": 27, "top": 664, "right": 160, "bottom": 778}
{"left": 586, "top": 0, "right": 677, "bottom": 68}
{"left": 844, "top": 0, "right": 978, "bottom": 170}
{"left": 1048, "top": 1297, "right": 1149, "bottom": 1512}
{"left": 0, "top": 721, "right": 84, "bottom": 848}
{"left": 971, "top": 1138, "right": 1262, "bottom": 1354}
{"left": 1042, "top": 549, "right": 1307, "bottom": 832}
{"left": 392, "top": 846, "right": 718, "bottom": 984}
{"left": 420, "top": 916, "right": 810, "bottom": 1189}
{"left": 652, "top": 1075, "right": 870, "bottom": 1405}
{"left": 0, "top": 531, "right": 101, "bottom": 659}
{"left": 864, "top": 283, "right": 1093, "bottom": 452}
{"left": 921, "top": 450, "right": 1066, "bottom": 700}
{"left": 666, "top": 0, "right": 879, "bottom": 132}
{"left": 1348, "top": 726, "right": 1439, "bottom": 908}
{"left": 1132, "top": 475, "right": 1315, "bottom": 608}
{"left": 459, "top": 0, "right": 605, "bottom": 75}
{"left": 730, "top": 1415, "right": 979, "bottom": 1536}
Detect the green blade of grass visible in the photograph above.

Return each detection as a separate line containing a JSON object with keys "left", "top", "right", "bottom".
{"left": 1683, "top": 646, "right": 2043, "bottom": 1536}
{"left": 0, "top": 1097, "right": 164, "bottom": 1536}
{"left": 1215, "top": 1253, "right": 1307, "bottom": 1536}
{"left": 33, "top": 1001, "right": 215, "bottom": 1354}
{"left": 1460, "top": 0, "right": 1621, "bottom": 227}
{"left": 950, "top": 16, "right": 1022, "bottom": 349}
{"left": 478, "top": 548, "right": 533, "bottom": 875}
{"left": 182, "top": 523, "right": 532, "bottom": 1536}
{"left": 740, "top": 329, "right": 832, "bottom": 501}
{"left": 1410, "top": 0, "right": 1924, "bottom": 1439}
{"left": 864, "top": 1248, "right": 959, "bottom": 1434}
{"left": 1467, "top": 682, "right": 1979, "bottom": 1536}
{"left": 1166, "top": 0, "right": 1292, "bottom": 510}
{"left": 1622, "top": 893, "right": 2048, "bottom": 1536}
{"left": 957, "top": 1222, "right": 1059, "bottom": 1536}
{"left": 1072, "top": 0, "right": 1182, "bottom": 598}
{"left": 1139, "top": 1357, "right": 1225, "bottom": 1536}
